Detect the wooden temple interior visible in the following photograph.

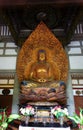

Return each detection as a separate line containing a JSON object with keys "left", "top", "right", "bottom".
{"left": 0, "top": 0, "right": 83, "bottom": 130}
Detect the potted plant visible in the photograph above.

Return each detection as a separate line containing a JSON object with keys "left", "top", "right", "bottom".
{"left": 68, "top": 108, "right": 83, "bottom": 130}
{"left": 0, "top": 108, "right": 20, "bottom": 130}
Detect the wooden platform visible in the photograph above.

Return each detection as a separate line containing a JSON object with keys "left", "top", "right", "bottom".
{"left": 7, "top": 119, "right": 78, "bottom": 130}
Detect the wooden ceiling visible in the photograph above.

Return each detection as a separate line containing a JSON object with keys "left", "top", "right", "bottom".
{"left": 0, "top": 0, "right": 83, "bottom": 47}
{"left": 0, "top": 0, "right": 83, "bottom": 6}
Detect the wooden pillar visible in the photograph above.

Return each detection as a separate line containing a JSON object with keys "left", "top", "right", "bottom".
{"left": 11, "top": 74, "right": 20, "bottom": 114}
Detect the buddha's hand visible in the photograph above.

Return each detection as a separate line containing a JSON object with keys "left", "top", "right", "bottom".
{"left": 38, "top": 79, "right": 47, "bottom": 82}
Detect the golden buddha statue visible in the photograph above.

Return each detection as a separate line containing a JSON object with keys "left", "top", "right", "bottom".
{"left": 29, "top": 50, "right": 54, "bottom": 83}
{"left": 21, "top": 50, "right": 67, "bottom": 106}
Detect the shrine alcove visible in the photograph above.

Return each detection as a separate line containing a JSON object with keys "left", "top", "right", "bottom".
{"left": 16, "top": 21, "right": 69, "bottom": 107}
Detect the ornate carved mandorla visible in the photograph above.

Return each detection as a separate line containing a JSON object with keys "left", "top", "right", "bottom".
{"left": 16, "top": 21, "right": 69, "bottom": 106}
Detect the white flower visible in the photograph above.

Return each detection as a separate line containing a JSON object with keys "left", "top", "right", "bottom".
{"left": 51, "top": 108, "right": 55, "bottom": 113}
{"left": 20, "top": 105, "right": 34, "bottom": 116}
{"left": 63, "top": 108, "right": 69, "bottom": 116}
{"left": 20, "top": 108, "right": 26, "bottom": 115}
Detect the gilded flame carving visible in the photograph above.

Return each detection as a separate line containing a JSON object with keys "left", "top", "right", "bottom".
{"left": 16, "top": 22, "right": 68, "bottom": 83}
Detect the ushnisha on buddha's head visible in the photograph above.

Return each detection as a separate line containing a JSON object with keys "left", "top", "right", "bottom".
{"left": 38, "top": 50, "right": 46, "bottom": 62}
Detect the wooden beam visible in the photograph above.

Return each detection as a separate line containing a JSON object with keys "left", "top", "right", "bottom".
{"left": 63, "top": 7, "right": 83, "bottom": 46}
{"left": 0, "top": 0, "right": 83, "bottom": 7}
{"left": 0, "top": 9, "right": 19, "bottom": 44}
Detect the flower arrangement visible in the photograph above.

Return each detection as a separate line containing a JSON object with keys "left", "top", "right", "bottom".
{"left": 19, "top": 105, "right": 34, "bottom": 116}
{"left": 0, "top": 108, "right": 20, "bottom": 130}
{"left": 51, "top": 106, "right": 69, "bottom": 118}
{"left": 68, "top": 108, "right": 83, "bottom": 130}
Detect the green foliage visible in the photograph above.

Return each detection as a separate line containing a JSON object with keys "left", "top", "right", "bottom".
{"left": 0, "top": 108, "right": 20, "bottom": 129}
{"left": 68, "top": 108, "right": 83, "bottom": 126}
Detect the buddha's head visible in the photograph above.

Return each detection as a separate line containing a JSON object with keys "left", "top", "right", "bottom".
{"left": 38, "top": 50, "right": 46, "bottom": 61}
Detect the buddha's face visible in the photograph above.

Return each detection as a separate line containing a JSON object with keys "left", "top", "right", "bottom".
{"left": 39, "top": 52, "right": 46, "bottom": 61}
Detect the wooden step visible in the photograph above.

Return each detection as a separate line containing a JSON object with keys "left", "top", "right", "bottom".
{"left": 7, "top": 119, "right": 21, "bottom": 130}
